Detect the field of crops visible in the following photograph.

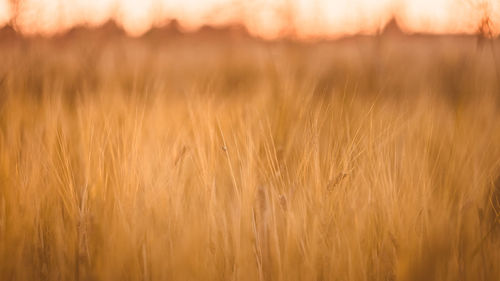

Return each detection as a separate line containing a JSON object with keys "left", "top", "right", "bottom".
{"left": 0, "top": 29, "right": 499, "bottom": 280}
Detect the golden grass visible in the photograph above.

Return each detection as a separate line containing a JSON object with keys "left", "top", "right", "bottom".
{"left": 0, "top": 35, "right": 499, "bottom": 280}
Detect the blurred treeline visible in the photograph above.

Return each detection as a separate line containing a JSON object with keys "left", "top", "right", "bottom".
{"left": 0, "top": 23, "right": 499, "bottom": 107}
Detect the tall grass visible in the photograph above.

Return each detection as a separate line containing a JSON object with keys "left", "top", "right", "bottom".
{"left": 0, "top": 34, "right": 499, "bottom": 281}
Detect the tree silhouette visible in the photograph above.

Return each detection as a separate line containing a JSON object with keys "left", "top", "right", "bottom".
{"left": 8, "top": 0, "right": 21, "bottom": 28}
{"left": 463, "top": 0, "right": 500, "bottom": 88}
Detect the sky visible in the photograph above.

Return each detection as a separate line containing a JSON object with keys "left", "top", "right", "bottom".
{"left": 0, "top": 0, "right": 499, "bottom": 38}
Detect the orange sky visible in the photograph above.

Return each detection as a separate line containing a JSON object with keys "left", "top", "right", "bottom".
{"left": 0, "top": 0, "right": 499, "bottom": 38}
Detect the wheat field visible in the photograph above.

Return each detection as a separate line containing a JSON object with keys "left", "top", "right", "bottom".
{"left": 0, "top": 32, "right": 500, "bottom": 281}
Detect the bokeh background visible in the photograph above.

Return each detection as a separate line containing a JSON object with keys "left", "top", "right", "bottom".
{"left": 0, "top": 0, "right": 499, "bottom": 38}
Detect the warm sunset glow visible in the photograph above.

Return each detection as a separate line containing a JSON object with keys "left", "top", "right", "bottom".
{"left": 1, "top": 0, "right": 499, "bottom": 38}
